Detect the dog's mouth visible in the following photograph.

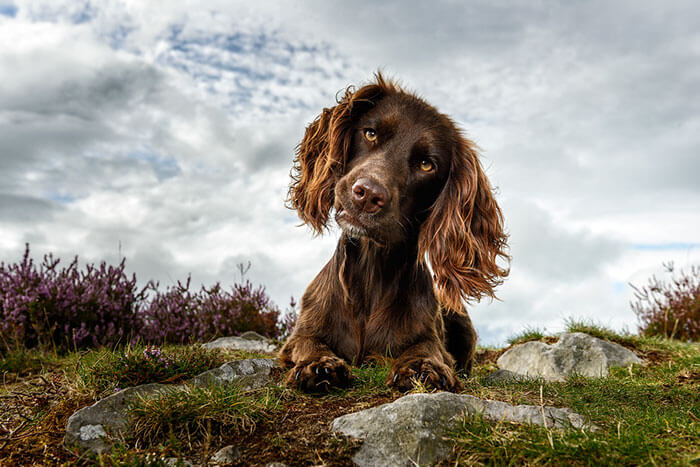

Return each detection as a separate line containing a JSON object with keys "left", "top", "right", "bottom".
{"left": 335, "top": 208, "right": 368, "bottom": 237}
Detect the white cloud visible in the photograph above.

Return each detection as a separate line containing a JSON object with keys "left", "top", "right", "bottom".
{"left": 1, "top": 0, "right": 698, "bottom": 345}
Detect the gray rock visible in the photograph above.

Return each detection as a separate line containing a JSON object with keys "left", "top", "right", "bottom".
{"left": 191, "top": 358, "right": 277, "bottom": 390}
{"left": 65, "top": 358, "right": 278, "bottom": 453}
{"left": 64, "top": 383, "right": 175, "bottom": 453}
{"left": 209, "top": 445, "right": 240, "bottom": 465}
{"left": 165, "top": 458, "right": 196, "bottom": 467}
{"left": 332, "top": 392, "right": 597, "bottom": 467}
{"left": 203, "top": 335, "right": 277, "bottom": 352}
{"left": 497, "top": 332, "right": 642, "bottom": 382}
{"left": 239, "top": 331, "right": 267, "bottom": 341}
{"left": 265, "top": 463, "right": 289, "bottom": 467}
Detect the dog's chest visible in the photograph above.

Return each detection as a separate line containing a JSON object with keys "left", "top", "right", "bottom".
{"left": 345, "top": 305, "right": 421, "bottom": 362}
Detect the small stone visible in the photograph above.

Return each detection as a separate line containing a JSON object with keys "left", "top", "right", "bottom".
{"left": 65, "top": 383, "right": 174, "bottom": 453}
{"left": 203, "top": 335, "right": 276, "bottom": 352}
{"left": 210, "top": 445, "right": 240, "bottom": 465}
{"left": 191, "top": 358, "right": 277, "bottom": 391}
{"left": 165, "top": 457, "right": 196, "bottom": 466}
{"left": 239, "top": 331, "right": 267, "bottom": 341}
{"left": 78, "top": 424, "right": 107, "bottom": 441}
{"left": 497, "top": 332, "right": 642, "bottom": 382}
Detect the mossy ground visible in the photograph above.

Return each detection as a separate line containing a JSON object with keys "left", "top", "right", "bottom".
{"left": 1, "top": 328, "right": 698, "bottom": 466}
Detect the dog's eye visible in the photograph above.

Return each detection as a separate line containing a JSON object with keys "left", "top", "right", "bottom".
{"left": 364, "top": 129, "right": 377, "bottom": 142}
{"left": 419, "top": 159, "right": 435, "bottom": 172}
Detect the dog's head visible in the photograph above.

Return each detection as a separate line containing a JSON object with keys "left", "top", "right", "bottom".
{"left": 288, "top": 74, "right": 509, "bottom": 309}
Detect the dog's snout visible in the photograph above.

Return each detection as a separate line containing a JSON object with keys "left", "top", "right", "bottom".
{"left": 351, "top": 178, "right": 388, "bottom": 214}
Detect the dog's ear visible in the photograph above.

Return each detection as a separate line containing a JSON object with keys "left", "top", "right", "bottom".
{"left": 287, "top": 106, "right": 341, "bottom": 232}
{"left": 419, "top": 135, "right": 509, "bottom": 311}
{"left": 288, "top": 73, "right": 396, "bottom": 233}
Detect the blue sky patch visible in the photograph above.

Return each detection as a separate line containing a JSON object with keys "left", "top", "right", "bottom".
{"left": 128, "top": 150, "right": 181, "bottom": 182}
{"left": 612, "top": 281, "right": 626, "bottom": 295}
{"left": 0, "top": 3, "right": 17, "bottom": 17}
{"left": 47, "top": 192, "right": 77, "bottom": 205}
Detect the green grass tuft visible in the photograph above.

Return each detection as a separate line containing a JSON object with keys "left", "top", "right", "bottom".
{"left": 348, "top": 361, "right": 392, "bottom": 394}
{"left": 564, "top": 318, "right": 638, "bottom": 346}
{"left": 0, "top": 348, "right": 46, "bottom": 374}
{"left": 127, "top": 382, "right": 284, "bottom": 446}
{"left": 69, "top": 344, "right": 228, "bottom": 395}
{"left": 507, "top": 326, "right": 547, "bottom": 346}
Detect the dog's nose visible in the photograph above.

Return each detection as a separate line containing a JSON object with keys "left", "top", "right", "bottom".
{"left": 351, "top": 178, "right": 388, "bottom": 214}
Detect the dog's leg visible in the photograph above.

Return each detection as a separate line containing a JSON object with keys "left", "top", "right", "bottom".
{"left": 279, "top": 335, "right": 353, "bottom": 392}
{"left": 387, "top": 339, "right": 462, "bottom": 392}
{"left": 443, "top": 310, "right": 477, "bottom": 375}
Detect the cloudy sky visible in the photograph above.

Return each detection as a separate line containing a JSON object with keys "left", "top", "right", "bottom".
{"left": 1, "top": 0, "right": 699, "bottom": 345}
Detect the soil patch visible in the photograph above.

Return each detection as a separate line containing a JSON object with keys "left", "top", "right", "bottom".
{"left": 611, "top": 340, "right": 673, "bottom": 365}
{"left": 232, "top": 393, "right": 394, "bottom": 466}
{"left": 473, "top": 348, "right": 504, "bottom": 366}
{"left": 0, "top": 372, "right": 92, "bottom": 465}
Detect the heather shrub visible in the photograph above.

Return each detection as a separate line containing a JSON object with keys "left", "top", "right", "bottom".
{"left": 139, "top": 277, "right": 281, "bottom": 344}
{"left": 1, "top": 245, "right": 289, "bottom": 351}
{"left": 0, "top": 245, "right": 145, "bottom": 352}
{"left": 137, "top": 278, "right": 201, "bottom": 345}
{"left": 277, "top": 296, "right": 298, "bottom": 340}
{"left": 631, "top": 262, "right": 700, "bottom": 341}
{"left": 198, "top": 281, "right": 280, "bottom": 339}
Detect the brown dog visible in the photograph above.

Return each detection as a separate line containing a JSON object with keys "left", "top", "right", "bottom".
{"left": 279, "top": 74, "right": 509, "bottom": 392}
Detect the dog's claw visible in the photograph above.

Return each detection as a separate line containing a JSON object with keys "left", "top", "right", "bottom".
{"left": 441, "top": 375, "right": 447, "bottom": 388}
{"left": 295, "top": 370, "right": 301, "bottom": 381}
{"left": 393, "top": 374, "right": 399, "bottom": 384}
{"left": 315, "top": 367, "right": 320, "bottom": 375}
{"left": 324, "top": 367, "right": 330, "bottom": 375}
{"left": 419, "top": 372, "right": 428, "bottom": 383}
{"left": 316, "top": 380, "right": 329, "bottom": 389}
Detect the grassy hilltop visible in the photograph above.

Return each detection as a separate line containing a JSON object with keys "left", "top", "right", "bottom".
{"left": 1, "top": 322, "right": 698, "bottom": 465}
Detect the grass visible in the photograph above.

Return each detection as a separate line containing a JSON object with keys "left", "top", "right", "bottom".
{"left": 448, "top": 327, "right": 700, "bottom": 466}
{"left": 1, "top": 323, "right": 698, "bottom": 465}
{"left": 0, "top": 349, "right": 47, "bottom": 375}
{"left": 127, "top": 382, "right": 284, "bottom": 446}
{"left": 0, "top": 343, "right": 276, "bottom": 465}
{"left": 564, "top": 317, "right": 639, "bottom": 346}
{"left": 449, "top": 361, "right": 700, "bottom": 465}
{"left": 64, "top": 343, "right": 274, "bottom": 396}
{"left": 507, "top": 326, "right": 547, "bottom": 346}
{"left": 69, "top": 344, "right": 226, "bottom": 395}
{"left": 507, "top": 319, "right": 639, "bottom": 347}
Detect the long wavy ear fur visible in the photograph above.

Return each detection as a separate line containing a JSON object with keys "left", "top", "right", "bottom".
{"left": 287, "top": 73, "right": 397, "bottom": 233}
{"left": 419, "top": 135, "right": 510, "bottom": 311}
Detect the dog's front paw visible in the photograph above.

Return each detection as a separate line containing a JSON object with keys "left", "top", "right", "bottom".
{"left": 286, "top": 355, "right": 353, "bottom": 392}
{"left": 387, "top": 358, "right": 462, "bottom": 392}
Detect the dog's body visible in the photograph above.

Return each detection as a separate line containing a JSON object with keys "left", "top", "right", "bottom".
{"left": 280, "top": 75, "right": 508, "bottom": 392}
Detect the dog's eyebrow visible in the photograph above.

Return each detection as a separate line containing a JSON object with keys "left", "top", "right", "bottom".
{"left": 376, "top": 113, "right": 401, "bottom": 133}
{"left": 412, "top": 138, "right": 433, "bottom": 154}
